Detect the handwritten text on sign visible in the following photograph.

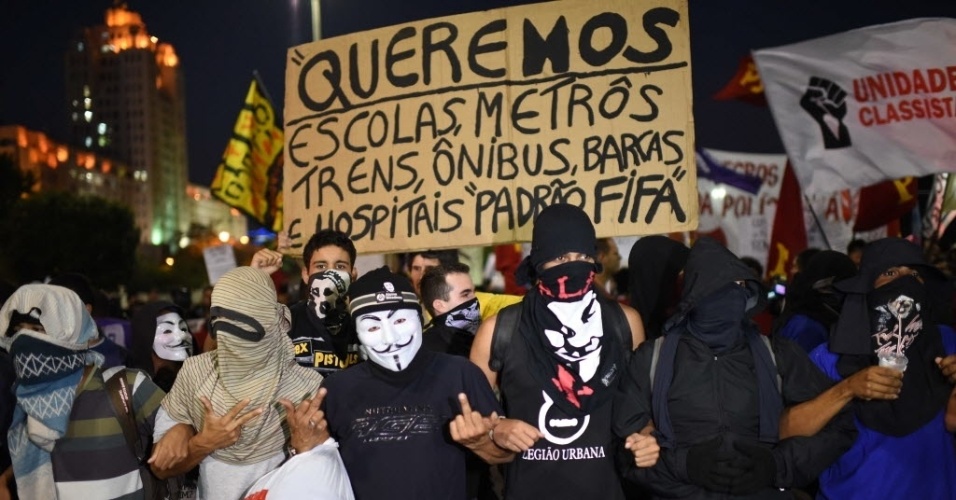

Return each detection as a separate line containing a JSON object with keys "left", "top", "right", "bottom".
{"left": 284, "top": 0, "right": 696, "bottom": 253}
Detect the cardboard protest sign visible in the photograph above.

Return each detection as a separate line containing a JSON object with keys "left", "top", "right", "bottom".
{"left": 284, "top": 0, "right": 695, "bottom": 253}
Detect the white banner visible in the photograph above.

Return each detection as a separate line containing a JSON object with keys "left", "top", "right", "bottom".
{"left": 697, "top": 150, "right": 786, "bottom": 270}
{"left": 754, "top": 18, "right": 956, "bottom": 194}
{"left": 697, "top": 149, "right": 857, "bottom": 268}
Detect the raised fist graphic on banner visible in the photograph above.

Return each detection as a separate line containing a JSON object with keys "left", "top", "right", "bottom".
{"left": 800, "top": 76, "right": 852, "bottom": 149}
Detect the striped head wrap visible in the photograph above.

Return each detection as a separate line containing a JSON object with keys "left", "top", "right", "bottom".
{"left": 161, "top": 267, "right": 322, "bottom": 464}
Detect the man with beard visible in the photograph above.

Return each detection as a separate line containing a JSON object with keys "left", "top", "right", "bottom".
{"left": 784, "top": 238, "right": 956, "bottom": 499}
{"left": 420, "top": 263, "right": 483, "bottom": 357}
{"left": 252, "top": 230, "right": 361, "bottom": 375}
{"left": 321, "top": 266, "right": 511, "bottom": 500}
{"left": 128, "top": 301, "right": 194, "bottom": 392}
{"left": 613, "top": 238, "right": 856, "bottom": 499}
{"left": 470, "top": 204, "right": 658, "bottom": 500}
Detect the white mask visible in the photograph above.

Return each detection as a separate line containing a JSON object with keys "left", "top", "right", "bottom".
{"left": 356, "top": 308, "right": 421, "bottom": 371}
{"left": 154, "top": 311, "right": 193, "bottom": 361}
{"left": 308, "top": 270, "right": 351, "bottom": 319}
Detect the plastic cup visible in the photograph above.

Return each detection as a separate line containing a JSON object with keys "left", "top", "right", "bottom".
{"left": 878, "top": 353, "right": 908, "bottom": 373}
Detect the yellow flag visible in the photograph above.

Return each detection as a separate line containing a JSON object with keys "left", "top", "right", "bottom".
{"left": 211, "top": 76, "right": 284, "bottom": 231}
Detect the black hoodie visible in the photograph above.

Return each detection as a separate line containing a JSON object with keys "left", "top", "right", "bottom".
{"left": 614, "top": 239, "right": 856, "bottom": 499}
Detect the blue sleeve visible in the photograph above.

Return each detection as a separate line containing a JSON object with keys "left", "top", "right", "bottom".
{"left": 940, "top": 325, "right": 956, "bottom": 355}
{"left": 808, "top": 343, "right": 842, "bottom": 382}
{"left": 778, "top": 315, "right": 829, "bottom": 354}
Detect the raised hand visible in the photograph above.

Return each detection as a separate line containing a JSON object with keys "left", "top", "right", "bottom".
{"left": 450, "top": 393, "right": 494, "bottom": 449}
{"left": 279, "top": 387, "right": 329, "bottom": 454}
{"left": 250, "top": 248, "right": 284, "bottom": 275}
{"left": 196, "top": 397, "right": 263, "bottom": 450}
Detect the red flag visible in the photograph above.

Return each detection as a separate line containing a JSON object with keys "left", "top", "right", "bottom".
{"left": 713, "top": 54, "right": 767, "bottom": 106}
{"left": 767, "top": 163, "right": 807, "bottom": 280}
{"left": 853, "top": 177, "right": 917, "bottom": 232}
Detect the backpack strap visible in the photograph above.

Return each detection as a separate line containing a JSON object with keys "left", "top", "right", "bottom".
{"left": 602, "top": 299, "right": 632, "bottom": 352}
{"left": 106, "top": 369, "right": 146, "bottom": 462}
{"left": 648, "top": 337, "right": 665, "bottom": 387}
{"left": 758, "top": 335, "right": 782, "bottom": 393}
{"left": 106, "top": 369, "right": 171, "bottom": 499}
{"left": 489, "top": 304, "right": 521, "bottom": 373}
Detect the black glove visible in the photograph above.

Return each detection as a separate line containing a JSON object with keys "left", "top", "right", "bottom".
{"left": 686, "top": 437, "right": 733, "bottom": 493}
{"left": 728, "top": 441, "right": 777, "bottom": 495}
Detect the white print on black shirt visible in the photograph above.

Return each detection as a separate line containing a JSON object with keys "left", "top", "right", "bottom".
{"left": 521, "top": 446, "right": 607, "bottom": 461}
{"left": 538, "top": 391, "right": 590, "bottom": 445}
{"left": 351, "top": 404, "right": 443, "bottom": 443}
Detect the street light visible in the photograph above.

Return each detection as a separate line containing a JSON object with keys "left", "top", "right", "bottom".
{"left": 219, "top": 231, "right": 230, "bottom": 243}
{"left": 165, "top": 257, "right": 175, "bottom": 266}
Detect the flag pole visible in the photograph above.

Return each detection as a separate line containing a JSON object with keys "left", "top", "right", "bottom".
{"left": 310, "top": 0, "right": 322, "bottom": 41}
{"left": 803, "top": 195, "right": 832, "bottom": 250}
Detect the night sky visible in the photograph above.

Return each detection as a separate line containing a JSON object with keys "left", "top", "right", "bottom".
{"left": 2, "top": 0, "right": 954, "bottom": 186}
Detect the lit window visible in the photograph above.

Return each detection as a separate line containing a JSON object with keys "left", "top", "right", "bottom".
{"left": 84, "top": 137, "right": 92, "bottom": 148}
{"left": 71, "top": 112, "right": 78, "bottom": 122}
{"left": 84, "top": 98, "right": 91, "bottom": 109}
{"left": 97, "top": 122, "right": 107, "bottom": 134}
{"left": 83, "top": 110, "right": 92, "bottom": 122}
{"left": 83, "top": 85, "right": 90, "bottom": 97}
{"left": 77, "top": 42, "right": 84, "bottom": 52}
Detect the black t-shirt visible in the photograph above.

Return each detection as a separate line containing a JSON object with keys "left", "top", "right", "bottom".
{"left": 322, "top": 350, "right": 501, "bottom": 500}
{"left": 421, "top": 321, "right": 475, "bottom": 358}
{"left": 288, "top": 301, "right": 361, "bottom": 376}
{"left": 499, "top": 323, "right": 626, "bottom": 500}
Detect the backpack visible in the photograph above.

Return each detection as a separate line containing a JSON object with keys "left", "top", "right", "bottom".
{"left": 490, "top": 299, "right": 632, "bottom": 372}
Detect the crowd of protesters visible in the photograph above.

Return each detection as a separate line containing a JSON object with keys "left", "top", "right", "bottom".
{"left": 1, "top": 204, "right": 955, "bottom": 500}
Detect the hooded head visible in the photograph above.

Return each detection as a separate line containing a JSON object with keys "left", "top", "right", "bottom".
{"left": 666, "top": 238, "right": 764, "bottom": 352}
{"left": 129, "top": 301, "right": 192, "bottom": 375}
{"left": 1, "top": 284, "right": 99, "bottom": 352}
{"left": 0, "top": 284, "right": 102, "bottom": 384}
{"left": 516, "top": 204, "right": 599, "bottom": 287}
{"left": 778, "top": 250, "right": 857, "bottom": 330}
{"left": 348, "top": 266, "right": 422, "bottom": 371}
{"left": 627, "top": 235, "right": 689, "bottom": 337}
{"left": 831, "top": 238, "right": 946, "bottom": 356}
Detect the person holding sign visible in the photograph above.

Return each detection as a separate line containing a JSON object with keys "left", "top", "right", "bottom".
{"left": 470, "top": 204, "right": 654, "bottom": 500}
{"left": 320, "top": 267, "right": 510, "bottom": 500}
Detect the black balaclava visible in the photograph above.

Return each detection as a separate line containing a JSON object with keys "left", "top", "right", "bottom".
{"left": 628, "top": 236, "right": 689, "bottom": 339}
{"left": 774, "top": 250, "right": 857, "bottom": 333}
{"left": 515, "top": 204, "right": 623, "bottom": 417}
{"left": 652, "top": 237, "right": 780, "bottom": 449}
{"left": 832, "top": 238, "right": 951, "bottom": 436}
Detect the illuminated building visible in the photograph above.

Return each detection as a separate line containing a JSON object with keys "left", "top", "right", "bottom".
{"left": 0, "top": 125, "right": 148, "bottom": 233}
{"left": 64, "top": 5, "right": 187, "bottom": 246}
{"left": 0, "top": 125, "right": 246, "bottom": 245}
